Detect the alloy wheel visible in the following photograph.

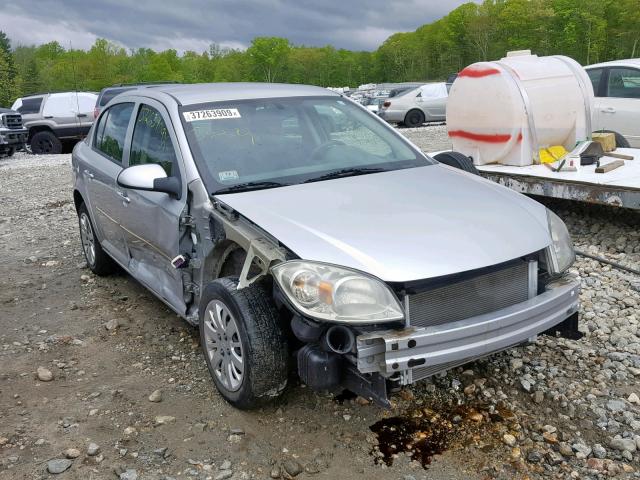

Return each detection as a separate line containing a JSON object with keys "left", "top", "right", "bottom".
{"left": 79, "top": 212, "right": 96, "bottom": 267}
{"left": 203, "top": 300, "right": 244, "bottom": 392}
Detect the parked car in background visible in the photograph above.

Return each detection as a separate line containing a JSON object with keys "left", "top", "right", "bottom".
{"left": 361, "top": 97, "right": 386, "bottom": 115}
{"left": 0, "top": 108, "right": 28, "bottom": 157}
{"left": 388, "top": 87, "right": 413, "bottom": 98}
{"left": 586, "top": 59, "right": 640, "bottom": 147}
{"left": 95, "top": 82, "right": 179, "bottom": 119}
{"left": 12, "top": 92, "right": 97, "bottom": 154}
{"left": 379, "top": 82, "right": 448, "bottom": 127}
{"left": 72, "top": 82, "right": 580, "bottom": 409}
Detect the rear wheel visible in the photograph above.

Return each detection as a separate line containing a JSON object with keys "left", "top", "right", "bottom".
{"left": 434, "top": 151, "right": 479, "bottom": 175}
{"left": 199, "top": 277, "right": 288, "bottom": 409}
{"left": 593, "top": 129, "right": 630, "bottom": 148}
{"left": 404, "top": 109, "right": 425, "bottom": 128}
{"left": 30, "top": 131, "right": 62, "bottom": 155}
{"left": 78, "top": 203, "right": 117, "bottom": 276}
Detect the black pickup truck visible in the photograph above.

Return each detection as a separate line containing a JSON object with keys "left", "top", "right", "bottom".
{"left": 0, "top": 108, "right": 27, "bottom": 157}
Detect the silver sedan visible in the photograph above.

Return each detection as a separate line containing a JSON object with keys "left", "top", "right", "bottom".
{"left": 72, "top": 82, "right": 579, "bottom": 409}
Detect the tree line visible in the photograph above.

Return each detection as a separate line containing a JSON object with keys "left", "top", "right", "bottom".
{"left": 1, "top": 0, "right": 639, "bottom": 107}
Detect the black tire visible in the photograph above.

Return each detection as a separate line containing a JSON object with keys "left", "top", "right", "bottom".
{"left": 77, "top": 203, "right": 117, "bottom": 276}
{"left": 434, "top": 151, "right": 479, "bottom": 175}
{"left": 594, "top": 130, "right": 630, "bottom": 148}
{"left": 30, "top": 131, "right": 62, "bottom": 155}
{"left": 199, "top": 277, "right": 288, "bottom": 409}
{"left": 404, "top": 109, "right": 425, "bottom": 128}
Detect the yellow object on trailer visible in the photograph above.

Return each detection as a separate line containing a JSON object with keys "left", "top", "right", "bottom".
{"left": 539, "top": 145, "right": 568, "bottom": 164}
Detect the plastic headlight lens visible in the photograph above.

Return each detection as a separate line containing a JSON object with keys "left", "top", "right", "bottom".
{"left": 272, "top": 261, "right": 404, "bottom": 324}
{"left": 546, "top": 209, "right": 575, "bottom": 274}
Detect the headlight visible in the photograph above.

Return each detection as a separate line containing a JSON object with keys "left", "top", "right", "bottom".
{"left": 272, "top": 261, "right": 404, "bottom": 324}
{"left": 545, "top": 209, "right": 575, "bottom": 274}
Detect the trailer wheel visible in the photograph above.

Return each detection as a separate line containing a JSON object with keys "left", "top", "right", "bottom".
{"left": 433, "top": 151, "right": 479, "bottom": 175}
{"left": 594, "top": 130, "right": 630, "bottom": 148}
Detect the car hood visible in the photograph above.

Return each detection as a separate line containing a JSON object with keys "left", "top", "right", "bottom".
{"left": 216, "top": 165, "right": 552, "bottom": 282}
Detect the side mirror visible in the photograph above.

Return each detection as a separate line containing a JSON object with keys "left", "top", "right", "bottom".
{"left": 117, "top": 164, "right": 181, "bottom": 199}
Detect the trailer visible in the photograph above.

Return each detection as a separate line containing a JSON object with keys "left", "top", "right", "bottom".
{"left": 475, "top": 148, "right": 640, "bottom": 210}
{"left": 439, "top": 51, "right": 640, "bottom": 210}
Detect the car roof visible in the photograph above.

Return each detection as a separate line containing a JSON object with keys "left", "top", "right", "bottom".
{"left": 129, "top": 82, "right": 339, "bottom": 106}
{"left": 586, "top": 59, "right": 640, "bottom": 69}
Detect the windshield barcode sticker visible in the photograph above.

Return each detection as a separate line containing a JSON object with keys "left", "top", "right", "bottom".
{"left": 183, "top": 109, "right": 241, "bottom": 122}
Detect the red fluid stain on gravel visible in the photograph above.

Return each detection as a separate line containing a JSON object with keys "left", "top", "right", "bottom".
{"left": 370, "top": 404, "right": 513, "bottom": 468}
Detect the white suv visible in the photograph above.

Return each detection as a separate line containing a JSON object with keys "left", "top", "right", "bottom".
{"left": 12, "top": 92, "right": 97, "bottom": 154}
{"left": 586, "top": 59, "right": 640, "bottom": 147}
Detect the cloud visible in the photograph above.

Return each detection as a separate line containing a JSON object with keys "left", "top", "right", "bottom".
{"left": 0, "top": 0, "right": 472, "bottom": 53}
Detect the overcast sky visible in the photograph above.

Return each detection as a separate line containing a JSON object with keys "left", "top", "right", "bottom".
{"left": 1, "top": 0, "right": 472, "bottom": 52}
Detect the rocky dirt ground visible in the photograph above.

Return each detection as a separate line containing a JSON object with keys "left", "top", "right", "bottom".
{"left": 1, "top": 127, "right": 639, "bottom": 480}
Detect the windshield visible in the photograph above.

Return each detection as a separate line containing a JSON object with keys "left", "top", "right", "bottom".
{"left": 181, "top": 96, "right": 432, "bottom": 194}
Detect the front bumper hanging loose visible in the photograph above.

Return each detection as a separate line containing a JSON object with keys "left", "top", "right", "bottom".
{"left": 356, "top": 274, "right": 580, "bottom": 378}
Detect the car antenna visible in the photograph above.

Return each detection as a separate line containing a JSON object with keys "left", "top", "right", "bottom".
{"left": 69, "top": 41, "right": 81, "bottom": 115}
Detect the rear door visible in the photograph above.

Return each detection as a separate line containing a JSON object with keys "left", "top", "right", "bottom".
{"left": 117, "top": 100, "right": 187, "bottom": 314}
{"left": 418, "top": 84, "right": 448, "bottom": 120}
{"left": 81, "top": 102, "right": 135, "bottom": 266}
{"left": 73, "top": 93, "right": 98, "bottom": 136}
{"left": 599, "top": 67, "right": 640, "bottom": 147}
{"left": 42, "top": 93, "right": 79, "bottom": 138}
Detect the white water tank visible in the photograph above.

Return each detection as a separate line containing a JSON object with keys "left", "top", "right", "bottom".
{"left": 446, "top": 51, "right": 594, "bottom": 166}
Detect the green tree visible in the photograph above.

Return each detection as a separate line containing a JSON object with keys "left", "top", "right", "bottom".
{"left": 0, "top": 30, "right": 17, "bottom": 106}
{"left": 246, "top": 37, "right": 291, "bottom": 82}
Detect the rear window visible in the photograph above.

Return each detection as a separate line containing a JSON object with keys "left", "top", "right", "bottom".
{"left": 99, "top": 88, "right": 136, "bottom": 107}
{"left": 94, "top": 103, "right": 134, "bottom": 163}
{"left": 17, "top": 97, "right": 43, "bottom": 114}
{"left": 587, "top": 68, "right": 603, "bottom": 96}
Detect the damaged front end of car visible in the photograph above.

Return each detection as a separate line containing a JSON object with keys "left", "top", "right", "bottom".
{"left": 272, "top": 244, "right": 581, "bottom": 408}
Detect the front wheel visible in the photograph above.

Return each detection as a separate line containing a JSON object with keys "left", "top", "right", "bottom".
{"left": 199, "top": 277, "right": 289, "bottom": 409}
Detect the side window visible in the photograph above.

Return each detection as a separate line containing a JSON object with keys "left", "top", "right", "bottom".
{"left": 587, "top": 69, "right": 603, "bottom": 96}
{"left": 18, "top": 97, "right": 43, "bottom": 114}
{"left": 129, "top": 105, "right": 177, "bottom": 176}
{"left": 93, "top": 110, "right": 109, "bottom": 146}
{"left": 607, "top": 68, "right": 640, "bottom": 99}
{"left": 95, "top": 103, "right": 134, "bottom": 163}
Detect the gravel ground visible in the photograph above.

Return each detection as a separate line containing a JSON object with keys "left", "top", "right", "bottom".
{"left": 1, "top": 135, "right": 639, "bottom": 480}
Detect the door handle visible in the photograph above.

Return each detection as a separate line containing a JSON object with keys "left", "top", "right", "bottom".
{"left": 44, "top": 115, "right": 53, "bottom": 119}
{"left": 601, "top": 107, "right": 616, "bottom": 113}
{"left": 117, "top": 190, "right": 131, "bottom": 203}
{"left": 83, "top": 169, "right": 94, "bottom": 179}
{"left": 77, "top": 113, "right": 87, "bottom": 118}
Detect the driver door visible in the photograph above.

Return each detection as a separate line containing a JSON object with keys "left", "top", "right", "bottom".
{"left": 118, "top": 100, "right": 188, "bottom": 314}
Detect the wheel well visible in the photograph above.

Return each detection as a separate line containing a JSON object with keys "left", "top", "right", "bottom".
{"left": 405, "top": 108, "right": 424, "bottom": 120}
{"left": 73, "top": 190, "right": 84, "bottom": 213}
{"left": 28, "top": 125, "right": 55, "bottom": 141}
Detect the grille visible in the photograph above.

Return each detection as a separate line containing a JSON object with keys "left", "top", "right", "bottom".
{"left": 3, "top": 114, "right": 23, "bottom": 129}
{"left": 407, "top": 260, "right": 531, "bottom": 329}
